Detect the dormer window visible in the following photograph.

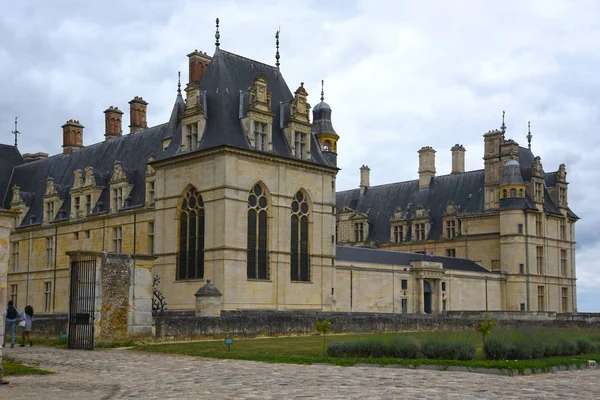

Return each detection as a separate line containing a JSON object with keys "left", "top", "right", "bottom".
{"left": 393, "top": 225, "right": 404, "bottom": 243}
{"left": 323, "top": 140, "right": 331, "bottom": 152}
{"left": 113, "top": 188, "right": 123, "bottom": 211}
{"left": 254, "top": 122, "right": 267, "bottom": 151}
{"left": 148, "top": 181, "right": 155, "bottom": 205}
{"left": 534, "top": 182, "right": 543, "bottom": 202}
{"left": 415, "top": 223, "right": 426, "bottom": 241}
{"left": 74, "top": 197, "right": 81, "bottom": 218}
{"left": 354, "top": 222, "right": 364, "bottom": 242}
{"left": 85, "top": 194, "right": 92, "bottom": 216}
{"left": 45, "top": 202, "right": 54, "bottom": 223}
{"left": 446, "top": 220, "right": 456, "bottom": 238}
{"left": 294, "top": 132, "right": 306, "bottom": 159}
{"left": 510, "top": 188, "right": 517, "bottom": 197}
{"left": 187, "top": 124, "right": 198, "bottom": 151}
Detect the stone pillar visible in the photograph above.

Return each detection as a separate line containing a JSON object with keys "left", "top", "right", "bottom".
{"left": 0, "top": 210, "right": 16, "bottom": 383}
{"left": 418, "top": 278, "right": 425, "bottom": 314}
{"left": 438, "top": 280, "right": 443, "bottom": 313}
{"left": 195, "top": 280, "right": 222, "bottom": 317}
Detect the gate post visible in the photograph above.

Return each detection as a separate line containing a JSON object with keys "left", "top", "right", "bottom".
{"left": 0, "top": 210, "right": 17, "bottom": 382}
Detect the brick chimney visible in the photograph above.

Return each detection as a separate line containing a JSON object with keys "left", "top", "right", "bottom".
{"left": 418, "top": 146, "right": 436, "bottom": 189}
{"left": 129, "top": 96, "right": 148, "bottom": 133}
{"left": 451, "top": 144, "right": 466, "bottom": 174}
{"left": 22, "top": 152, "right": 49, "bottom": 163}
{"left": 360, "top": 165, "right": 370, "bottom": 195}
{"left": 62, "top": 119, "right": 84, "bottom": 154}
{"left": 104, "top": 105, "right": 124, "bottom": 141}
{"left": 187, "top": 49, "right": 212, "bottom": 86}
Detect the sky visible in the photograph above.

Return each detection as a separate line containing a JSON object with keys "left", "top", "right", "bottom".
{"left": 1, "top": 0, "right": 599, "bottom": 311}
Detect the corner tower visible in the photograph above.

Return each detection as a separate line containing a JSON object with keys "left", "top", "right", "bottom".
{"left": 313, "top": 80, "right": 339, "bottom": 166}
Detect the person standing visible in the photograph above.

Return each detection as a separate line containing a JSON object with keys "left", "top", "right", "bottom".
{"left": 3, "top": 301, "right": 21, "bottom": 348}
{"left": 20, "top": 305, "right": 34, "bottom": 347}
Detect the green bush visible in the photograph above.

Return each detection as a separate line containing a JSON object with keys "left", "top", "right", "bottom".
{"left": 390, "top": 337, "right": 421, "bottom": 359}
{"left": 421, "top": 339, "right": 476, "bottom": 361}
{"left": 576, "top": 338, "right": 595, "bottom": 355}
{"left": 327, "top": 341, "right": 350, "bottom": 357}
{"left": 483, "top": 336, "right": 515, "bottom": 360}
{"left": 556, "top": 338, "right": 578, "bottom": 356}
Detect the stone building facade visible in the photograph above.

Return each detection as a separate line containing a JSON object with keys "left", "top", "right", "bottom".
{"left": 0, "top": 33, "right": 578, "bottom": 321}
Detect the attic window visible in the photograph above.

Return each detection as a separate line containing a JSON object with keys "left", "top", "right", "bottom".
{"left": 254, "top": 122, "right": 267, "bottom": 151}
{"left": 294, "top": 132, "right": 306, "bottom": 159}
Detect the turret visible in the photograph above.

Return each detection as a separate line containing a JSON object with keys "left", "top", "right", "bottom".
{"left": 313, "top": 80, "right": 339, "bottom": 166}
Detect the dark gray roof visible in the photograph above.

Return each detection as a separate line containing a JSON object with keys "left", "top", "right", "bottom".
{"left": 500, "top": 159, "right": 524, "bottom": 186}
{"left": 156, "top": 49, "right": 334, "bottom": 168}
{"left": 0, "top": 144, "right": 23, "bottom": 206}
{"left": 3, "top": 93, "right": 182, "bottom": 226}
{"left": 336, "top": 246, "right": 496, "bottom": 274}
{"left": 336, "top": 169, "right": 486, "bottom": 244}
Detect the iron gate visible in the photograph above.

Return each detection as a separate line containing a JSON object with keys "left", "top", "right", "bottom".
{"left": 68, "top": 256, "right": 97, "bottom": 350}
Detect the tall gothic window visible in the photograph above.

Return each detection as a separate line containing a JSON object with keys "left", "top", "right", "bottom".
{"left": 291, "top": 191, "right": 310, "bottom": 281}
{"left": 178, "top": 187, "right": 205, "bottom": 280}
{"left": 247, "top": 183, "right": 269, "bottom": 279}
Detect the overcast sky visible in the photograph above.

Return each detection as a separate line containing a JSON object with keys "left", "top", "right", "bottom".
{"left": 1, "top": 0, "right": 599, "bottom": 311}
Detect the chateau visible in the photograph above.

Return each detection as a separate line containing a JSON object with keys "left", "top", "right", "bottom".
{"left": 0, "top": 31, "right": 578, "bottom": 323}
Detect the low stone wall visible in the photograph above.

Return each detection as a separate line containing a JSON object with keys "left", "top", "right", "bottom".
{"left": 154, "top": 310, "right": 600, "bottom": 339}
{"left": 33, "top": 313, "right": 68, "bottom": 336}
{"left": 31, "top": 311, "right": 600, "bottom": 340}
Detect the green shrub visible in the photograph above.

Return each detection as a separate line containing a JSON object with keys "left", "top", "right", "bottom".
{"left": 484, "top": 336, "right": 515, "bottom": 360}
{"left": 390, "top": 337, "right": 421, "bottom": 359}
{"left": 327, "top": 341, "right": 350, "bottom": 357}
{"left": 454, "top": 341, "right": 477, "bottom": 361}
{"left": 556, "top": 338, "right": 578, "bottom": 356}
{"left": 576, "top": 338, "right": 595, "bottom": 355}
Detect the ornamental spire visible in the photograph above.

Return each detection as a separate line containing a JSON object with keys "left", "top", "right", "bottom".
{"left": 177, "top": 71, "right": 181, "bottom": 95}
{"left": 320, "top": 80, "right": 324, "bottom": 102}
{"left": 527, "top": 121, "right": 532, "bottom": 150}
{"left": 275, "top": 29, "right": 280, "bottom": 70}
{"left": 500, "top": 110, "right": 506, "bottom": 134}
{"left": 215, "top": 18, "right": 220, "bottom": 48}
{"left": 12, "top": 116, "right": 20, "bottom": 148}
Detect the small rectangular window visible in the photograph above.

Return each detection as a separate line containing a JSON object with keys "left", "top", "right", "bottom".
{"left": 561, "top": 287, "right": 568, "bottom": 312}
{"left": 74, "top": 196, "right": 81, "bottom": 218}
{"left": 446, "top": 248, "right": 456, "bottom": 257}
{"left": 446, "top": 220, "right": 456, "bottom": 238}
{"left": 537, "top": 285, "right": 545, "bottom": 311}
{"left": 442, "top": 299, "right": 446, "bottom": 312}
{"left": 85, "top": 230, "right": 91, "bottom": 239}
{"left": 560, "top": 249, "right": 567, "bottom": 277}
{"left": 401, "top": 279, "right": 408, "bottom": 291}
{"left": 354, "top": 223, "right": 364, "bottom": 242}
{"left": 520, "top": 303, "right": 526, "bottom": 311}
{"left": 148, "top": 222, "right": 155, "bottom": 256}
{"left": 393, "top": 225, "right": 404, "bottom": 243}
{"left": 401, "top": 298, "right": 407, "bottom": 314}
{"left": 536, "top": 246, "right": 544, "bottom": 274}
{"left": 10, "top": 284, "right": 18, "bottom": 307}
{"left": 441, "top": 282, "right": 446, "bottom": 292}
{"left": 114, "top": 227, "right": 122, "bottom": 252}
{"left": 535, "top": 213, "right": 542, "bottom": 236}
{"left": 44, "top": 281, "right": 52, "bottom": 312}
{"left": 11, "top": 242, "right": 19, "bottom": 272}
{"left": 85, "top": 194, "right": 92, "bottom": 216}
{"left": 519, "top": 263, "right": 524, "bottom": 274}
{"left": 149, "top": 181, "right": 156, "bottom": 205}
{"left": 518, "top": 224, "right": 523, "bottom": 234}
{"left": 74, "top": 232, "right": 79, "bottom": 240}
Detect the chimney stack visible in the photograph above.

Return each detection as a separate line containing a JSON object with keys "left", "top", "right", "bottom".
{"left": 418, "top": 146, "right": 436, "bottom": 189}
{"left": 187, "top": 49, "right": 212, "bottom": 86}
{"left": 129, "top": 96, "right": 148, "bottom": 133}
{"left": 22, "top": 152, "right": 49, "bottom": 163}
{"left": 104, "top": 105, "right": 124, "bottom": 141}
{"left": 360, "top": 165, "right": 370, "bottom": 195}
{"left": 451, "top": 144, "right": 466, "bottom": 174}
{"left": 62, "top": 119, "right": 84, "bottom": 154}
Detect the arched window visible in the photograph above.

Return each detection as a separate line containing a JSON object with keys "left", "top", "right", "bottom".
{"left": 502, "top": 189, "right": 507, "bottom": 198}
{"left": 510, "top": 188, "right": 517, "bottom": 198}
{"left": 178, "top": 187, "right": 205, "bottom": 280}
{"left": 519, "top": 188, "right": 524, "bottom": 198}
{"left": 291, "top": 191, "right": 310, "bottom": 281}
{"left": 247, "top": 183, "right": 269, "bottom": 279}
{"left": 323, "top": 140, "right": 331, "bottom": 152}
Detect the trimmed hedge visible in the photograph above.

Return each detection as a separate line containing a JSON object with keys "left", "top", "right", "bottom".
{"left": 484, "top": 332, "right": 599, "bottom": 360}
{"left": 327, "top": 337, "right": 474, "bottom": 360}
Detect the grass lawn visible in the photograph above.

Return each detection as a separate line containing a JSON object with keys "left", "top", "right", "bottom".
{"left": 2, "top": 357, "right": 53, "bottom": 376}
{"left": 134, "top": 331, "right": 600, "bottom": 373}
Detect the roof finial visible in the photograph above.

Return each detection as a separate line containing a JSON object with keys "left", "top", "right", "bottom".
{"left": 320, "top": 80, "right": 324, "bottom": 102}
{"left": 275, "top": 28, "right": 280, "bottom": 70}
{"left": 500, "top": 110, "right": 506, "bottom": 134}
{"left": 215, "top": 18, "right": 220, "bottom": 48}
{"left": 12, "top": 116, "right": 20, "bottom": 148}
{"left": 177, "top": 71, "right": 181, "bottom": 95}
{"left": 527, "top": 121, "right": 532, "bottom": 150}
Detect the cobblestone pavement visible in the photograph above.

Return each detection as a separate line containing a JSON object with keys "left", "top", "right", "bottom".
{"left": 1, "top": 346, "right": 600, "bottom": 399}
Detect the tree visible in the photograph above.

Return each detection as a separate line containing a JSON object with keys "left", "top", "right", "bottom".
{"left": 315, "top": 318, "right": 331, "bottom": 356}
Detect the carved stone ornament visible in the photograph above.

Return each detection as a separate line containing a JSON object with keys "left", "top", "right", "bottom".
{"left": 111, "top": 161, "right": 127, "bottom": 183}
{"left": 533, "top": 156, "right": 543, "bottom": 176}
{"left": 415, "top": 205, "right": 429, "bottom": 219}
{"left": 73, "top": 169, "right": 83, "bottom": 189}
{"left": 445, "top": 200, "right": 455, "bottom": 215}
{"left": 84, "top": 166, "right": 96, "bottom": 187}
{"left": 558, "top": 163, "right": 567, "bottom": 182}
{"left": 45, "top": 177, "right": 56, "bottom": 196}
{"left": 11, "top": 185, "right": 22, "bottom": 205}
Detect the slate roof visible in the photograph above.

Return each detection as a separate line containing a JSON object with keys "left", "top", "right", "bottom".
{"left": 336, "top": 246, "right": 497, "bottom": 274}
{"left": 155, "top": 49, "right": 333, "bottom": 167}
{"left": 336, "top": 169, "right": 486, "bottom": 244}
{"left": 337, "top": 146, "right": 578, "bottom": 245}
{"left": 0, "top": 144, "right": 23, "bottom": 206}
{"left": 1, "top": 48, "right": 336, "bottom": 227}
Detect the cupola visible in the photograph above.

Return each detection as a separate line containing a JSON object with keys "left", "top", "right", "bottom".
{"left": 500, "top": 156, "right": 526, "bottom": 199}
{"left": 313, "top": 80, "right": 339, "bottom": 166}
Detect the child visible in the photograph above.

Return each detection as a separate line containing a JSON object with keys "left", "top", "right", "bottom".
{"left": 20, "top": 305, "right": 34, "bottom": 347}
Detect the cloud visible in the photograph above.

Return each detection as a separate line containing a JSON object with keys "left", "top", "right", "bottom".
{"left": 1, "top": 0, "right": 599, "bottom": 309}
